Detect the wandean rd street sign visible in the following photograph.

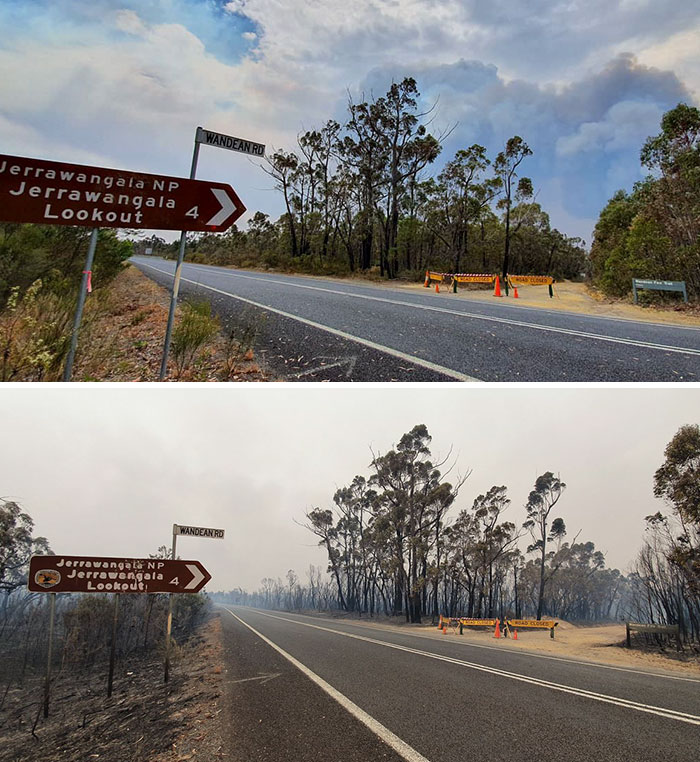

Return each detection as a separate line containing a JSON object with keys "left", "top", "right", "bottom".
{"left": 28, "top": 555, "right": 211, "bottom": 594}
{"left": 0, "top": 154, "right": 245, "bottom": 232}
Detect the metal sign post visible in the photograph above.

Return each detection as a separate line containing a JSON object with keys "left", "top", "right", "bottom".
{"left": 164, "top": 525, "right": 178, "bottom": 683}
{"left": 160, "top": 138, "right": 201, "bottom": 381}
{"left": 63, "top": 227, "right": 99, "bottom": 382}
{"left": 158, "top": 127, "right": 263, "bottom": 380}
{"left": 43, "top": 593, "right": 56, "bottom": 718}
{"left": 107, "top": 593, "right": 120, "bottom": 697}
{"left": 164, "top": 522, "right": 224, "bottom": 682}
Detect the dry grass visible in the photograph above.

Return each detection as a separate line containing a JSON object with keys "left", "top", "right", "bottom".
{"left": 70, "top": 265, "right": 270, "bottom": 382}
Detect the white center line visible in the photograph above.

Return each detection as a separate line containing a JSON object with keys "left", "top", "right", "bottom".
{"left": 245, "top": 610, "right": 700, "bottom": 726}
{"left": 277, "top": 611, "right": 700, "bottom": 683}
{"left": 224, "top": 608, "right": 433, "bottom": 762}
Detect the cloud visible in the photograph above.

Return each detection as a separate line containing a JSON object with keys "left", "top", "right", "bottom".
{"left": 360, "top": 53, "right": 688, "bottom": 235}
{"left": 0, "top": 1, "right": 697, "bottom": 240}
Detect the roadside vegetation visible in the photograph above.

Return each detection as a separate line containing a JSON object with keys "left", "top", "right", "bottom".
{"left": 591, "top": 104, "right": 700, "bottom": 301}
{"left": 215, "top": 423, "right": 700, "bottom": 651}
{"left": 138, "top": 87, "right": 698, "bottom": 305}
{"left": 0, "top": 228, "right": 267, "bottom": 381}
{"left": 139, "top": 77, "right": 587, "bottom": 283}
{"left": 0, "top": 498, "right": 214, "bottom": 761}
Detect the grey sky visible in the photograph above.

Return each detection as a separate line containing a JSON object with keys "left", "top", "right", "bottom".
{"left": 1, "top": 385, "right": 696, "bottom": 592}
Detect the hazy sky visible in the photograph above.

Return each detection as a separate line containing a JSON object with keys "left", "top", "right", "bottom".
{"left": 1, "top": 1, "right": 698, "bottom": 242}
{"left": 1, "top": 385, "right": 696, "bottom": 593}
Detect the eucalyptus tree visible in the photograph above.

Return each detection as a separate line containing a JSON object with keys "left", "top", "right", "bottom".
{"left": 342, "top": 78, "right": 441, "bottom": 276}
{"left": 494, "top": 136, "right": 533, "bottom": 280}
{"left": 369, "top": 424, "right": 465, "bottom": 622}
{"left": 262, "top": 150, "right": 301, "bottom": 258}
{"left": 471, "top": 485, "right": 519, "bottom": 617}
{"left": 303, "top": 507, "right": 348, "bottom": 611}
{"left": 433, "top": 145, "right": 501, "bottom": 273}
{"left": 523, "top": 472, "right": 567, "bottom": 620}
{"left": 0, "top": 499, "right": 50, "bottom": 596}
{"left": 652, "top": 422, "right": 700, "bottom": 635}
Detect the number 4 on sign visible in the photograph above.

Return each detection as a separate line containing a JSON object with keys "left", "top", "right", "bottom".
{"left": 170, "top": 577, "right": 179, "bottom": 585}
{"left": 185, "top": 207, "right": 199, "bottom": 218}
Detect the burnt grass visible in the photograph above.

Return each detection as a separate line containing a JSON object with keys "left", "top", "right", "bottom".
{"left": 0, "top": 616, "right": 226, "bottom": 762}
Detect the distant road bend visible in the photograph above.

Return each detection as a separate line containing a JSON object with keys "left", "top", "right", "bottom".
{"left": 218, "top": 607, "right": 700, "bottom": 762}
{"left": 132, "top": 257, "right": 700, "bottom": 382}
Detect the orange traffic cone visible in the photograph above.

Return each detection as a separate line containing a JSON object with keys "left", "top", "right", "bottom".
{"left": 435, "top": 283, "right": 440, "bottom": 293}
{"left": 513, "top": 629, "right": 518, "bottom": 640}
{"left": 424, "top": 270, "right": 430, "bottom": 287}
{"left": 442, "top": 626, "right": 447, "bottom": 634}
{"left": 513, "top": 286, "right": 519, "bottom": 298}
{"left": 494, "top": 620, "right": 501, "bottom": 638}
{"left": 493, "top": 276, "right": 502, "bottom": 297}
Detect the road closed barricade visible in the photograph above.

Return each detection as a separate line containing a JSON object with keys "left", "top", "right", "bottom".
{"left": 424, "top": 271, "right": 554, "bottom": 298}
{"left": 506, "top": 619, "right": 558, "bottom": 639}
{"left": 507, "top": 274, "right": 555, "bottom": 298}
{"left": 459, "top": 617, "right": 500, "bottom": 635}
{"left": 438, "top": 615, "right": 500, "bottom": 635}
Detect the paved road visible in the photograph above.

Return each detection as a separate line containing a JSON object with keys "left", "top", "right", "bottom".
{"left": 217, "top": 607, "right": 700, "bottom": 762}
{"left": 132, "top": 257, "right": 700, "bottom": 382}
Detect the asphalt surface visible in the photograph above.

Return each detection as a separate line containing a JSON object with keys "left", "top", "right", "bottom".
{"left": 218, "top": 607, "right": 700, "bottom": 762}
{"left": 132, "top": 257, "right": 700, "bottom": 382}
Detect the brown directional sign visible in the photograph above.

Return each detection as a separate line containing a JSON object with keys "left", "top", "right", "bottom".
{"left": 28, "top": 555, "right": 211, "bottom": 594}
{"left": 0, "top": 154, "right": 245, "bottom": 232}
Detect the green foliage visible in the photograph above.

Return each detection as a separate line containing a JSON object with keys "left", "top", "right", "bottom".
{"left": 0, "top": 498, "right": 50, "bottom": 593}
{"left": 0, "top": 225, "right": 132, "bottom": 378}
{"left": 654, "top": 424, "right": 700, "bottom": 528}
{"left": 591, "top": 103, "right": 700, "bottom": 299}
{"left": 0, "top": 224, "right": 132, "bottom": 308}
{"left": 0, "top": 280, "right": 74, "bottom": 381}
{"left": 171, "top": 299, "right": 220, "bottom": 377}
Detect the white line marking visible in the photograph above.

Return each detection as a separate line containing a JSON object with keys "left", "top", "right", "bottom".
{"left": 135, "top": 260, "right": 700, "bottom": 357}
{"left": 275, "top": 611, "right": 700, "bottom": 684}
{"left": 135, "top": 261, "right": 477, "bottom": 382}
{"left": 246, "top": 610, "right": 700, "bottom": 726}
{"left": 223, "top": 608, "right": 432, "bottom": 762}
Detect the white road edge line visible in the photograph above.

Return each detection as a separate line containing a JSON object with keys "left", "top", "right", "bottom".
{"left": 136, "top": 260, "right": 700, "bottom": 357}
{"left": 279, "top": 611, "right": 700, "bottom": 684}
{"left": 250, "top": 610, "right": 700, "bottom": 726}
{"left": 135, "top": 262, "right": 477, "bottom": 382}
{"left": 223, "top": 608, "right": 432, "bottom": 762}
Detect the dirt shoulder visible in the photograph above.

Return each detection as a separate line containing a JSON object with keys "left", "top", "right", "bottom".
{"left": 302, "top": 612, "right": 700, "bottom": 678}
{"left": 72, "top": 265, "right": 269, "bottom": 382}
{"left": 0, "top": 614, "right": 226, "bottom": 762}
{"left": 393, "top": 279, "right": 700, "bottom": 327}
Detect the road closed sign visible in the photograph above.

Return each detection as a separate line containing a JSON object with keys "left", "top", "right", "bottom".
{"left": 28, "top": 555, "right": 211, "bottom": 594}
{"left": 0, "top": 154, "right": 245, "bottom": 232}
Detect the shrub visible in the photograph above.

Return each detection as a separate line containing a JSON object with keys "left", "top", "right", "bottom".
{"left": 170, "top": 299, "right": 220, "bottom": 378}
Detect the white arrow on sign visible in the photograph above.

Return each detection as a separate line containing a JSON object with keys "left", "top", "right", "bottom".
{"left": 185, "top": 563, "right": 205, "bottom": 590}
{"left": 206, "top": 188, "right": 238, "bottom": 227}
